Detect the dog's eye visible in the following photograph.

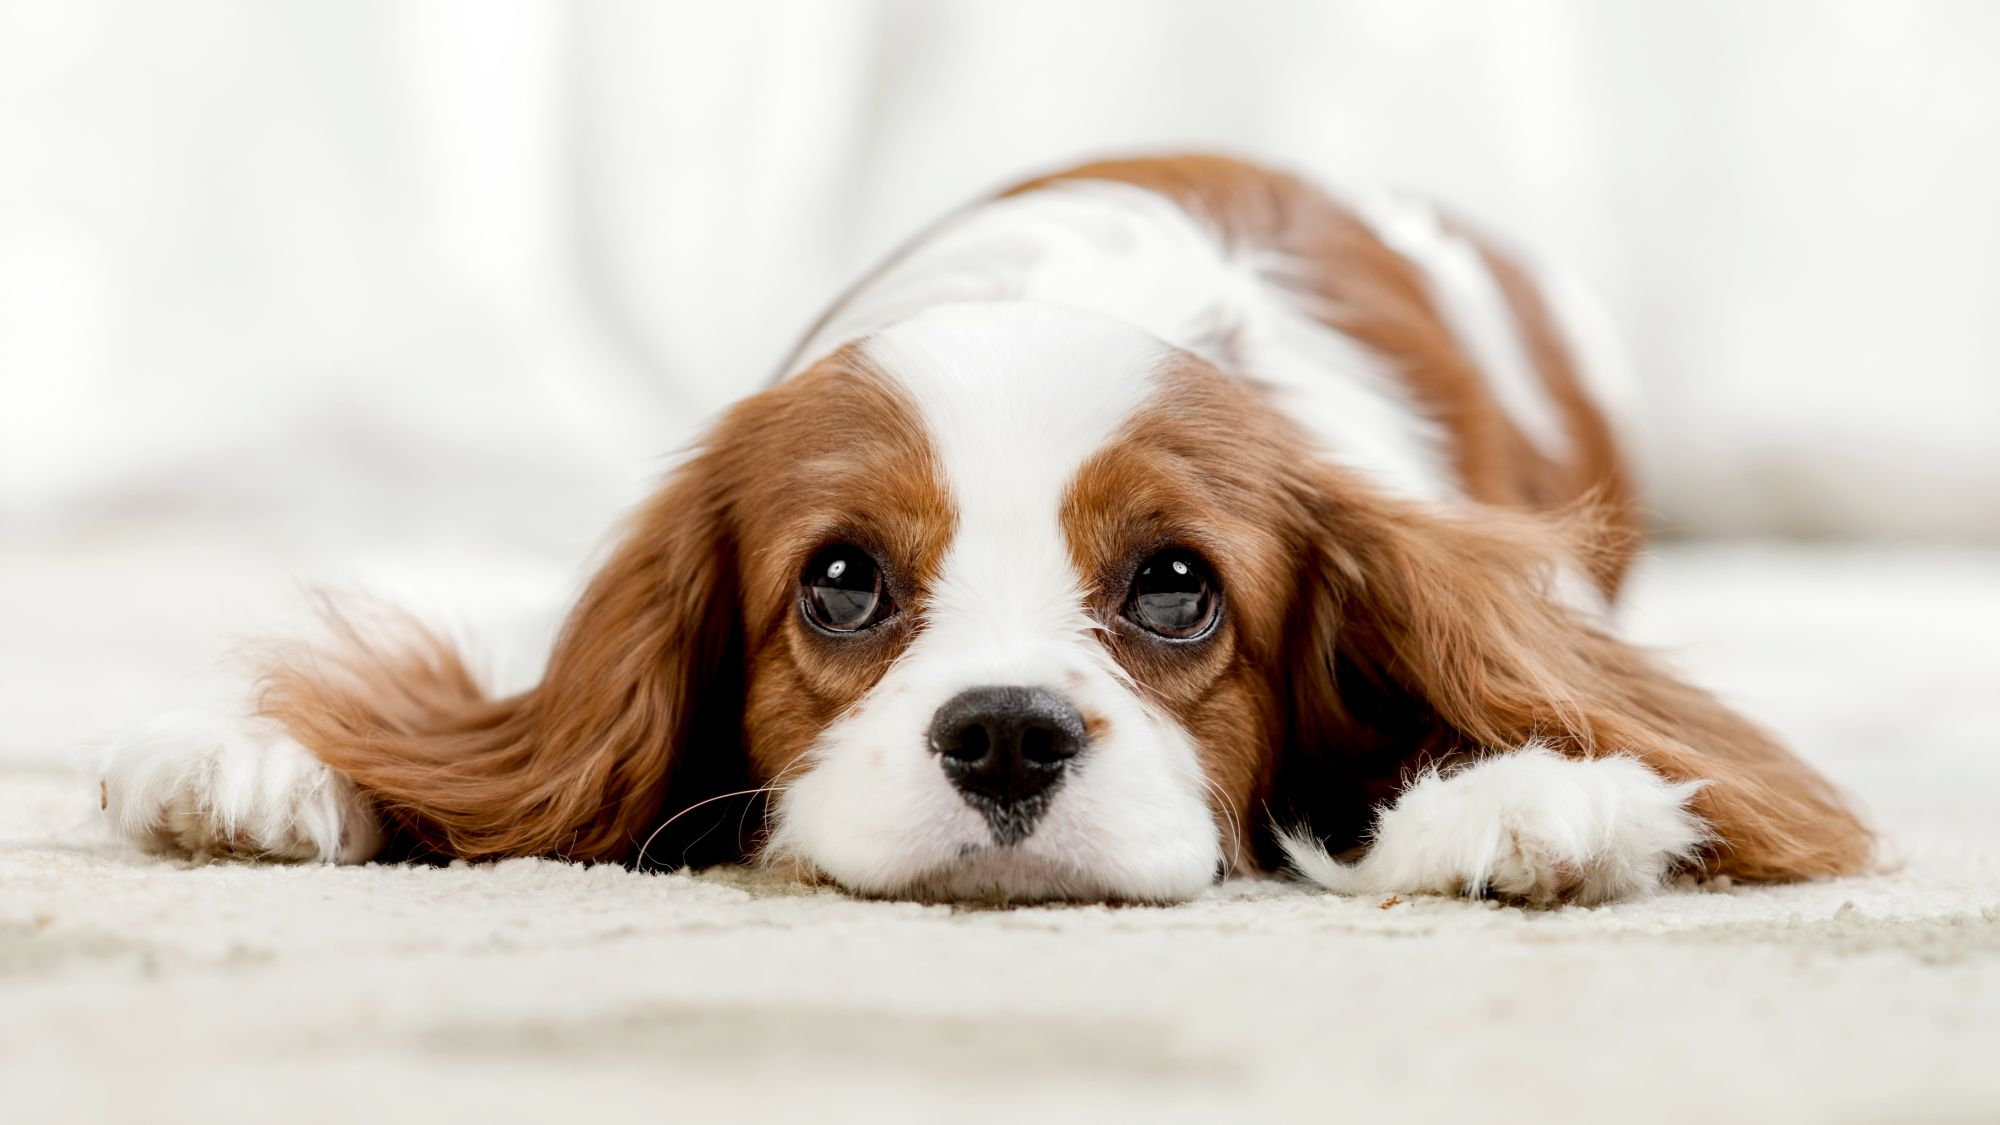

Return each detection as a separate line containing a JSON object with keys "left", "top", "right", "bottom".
{"left": 1125, "top": 550, "right": 1219, "bottom": 640}
{"left": 801, "top": 545, "right": 893, "bottom": 633}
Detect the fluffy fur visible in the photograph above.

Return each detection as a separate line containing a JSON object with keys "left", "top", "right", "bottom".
{"left": 99, "top": 711, "right": 378, "bottom": 863}
{"left": 1279, "top": 746, "right": 1710, "bottom": 906}
{"left": 98, "top": 154, "right": 1875, "bottom": 905}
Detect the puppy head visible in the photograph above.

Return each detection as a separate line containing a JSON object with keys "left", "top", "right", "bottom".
{"left": 739, "top": 302, "right": 1307, "bottom": 901}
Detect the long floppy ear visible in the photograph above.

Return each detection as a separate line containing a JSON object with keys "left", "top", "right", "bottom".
{"left": 1274, "top": 472, "right": 1874, "bottom": 883}
{"left": 257, "top": 454, "right": 749, "bottom": 866}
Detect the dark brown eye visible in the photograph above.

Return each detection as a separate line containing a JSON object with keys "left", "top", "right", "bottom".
{"left": 801, "top": 545, "right": 894, "bottom": 633}
{"left": 1125, "top": 550, "right": 1219, "bottom": 640}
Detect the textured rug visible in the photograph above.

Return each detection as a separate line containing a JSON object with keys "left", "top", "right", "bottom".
{"left": 4, "top": 542, "right": 1997, "bottom": 1123}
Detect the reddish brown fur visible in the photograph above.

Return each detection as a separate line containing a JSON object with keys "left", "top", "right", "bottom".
{"left": 1015, "top": 156, "right": 1871, "bottom": 879}
{"left": 262, "top": 358, "right": 953, "bottom": 863}
{"left": 1065, "top": 351, "right": 1870, "bottom": 882}
{"left": 1063, "top": 363, "right": 1297, "bottom": 869}
{"left": 1472, "top": 234, "right": 1643, "bottom": 594}
{"left": 1012, "top": 153, "right": 1643, "bottom": 596}
{"left": 1283, "top": 468, "right": 1874, "bottom": 879}
{"left": 264, "top": 153, "right": 1873, "bottom": 889}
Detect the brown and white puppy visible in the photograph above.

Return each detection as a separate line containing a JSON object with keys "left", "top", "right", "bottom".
{"left": 100, "top": 155, "right": 1874, "bottom": 905}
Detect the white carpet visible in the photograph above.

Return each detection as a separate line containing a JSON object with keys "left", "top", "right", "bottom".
{"left": 4, "top": 542, "right": 1998, "bottom": 1123}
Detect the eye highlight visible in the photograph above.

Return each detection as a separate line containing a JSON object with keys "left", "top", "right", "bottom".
{"left": 1124, "top": 549, "right": 1220, "bottom": 641}
{"left": 801, "top": 544, "right": 895, "bottom": 634}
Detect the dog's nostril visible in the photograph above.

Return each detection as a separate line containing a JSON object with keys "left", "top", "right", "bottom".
{"left": 947, "top": 723, "right": 991, "bottom": 763}
{"left": 1018, "top": 725, "right": 1062, "bottom": 766}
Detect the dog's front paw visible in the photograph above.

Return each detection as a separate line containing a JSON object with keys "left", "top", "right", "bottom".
{"left": 98, "top": 713, "right": 380, "bottom": 863}
{"left": 1283, "top": 746, "right": 1708, "bottom": 906}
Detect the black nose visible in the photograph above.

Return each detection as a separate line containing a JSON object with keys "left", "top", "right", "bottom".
{"left": 928, "top": 685, "right": 1088, "bottom": 846}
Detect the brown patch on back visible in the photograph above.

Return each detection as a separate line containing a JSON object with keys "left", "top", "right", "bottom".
{"left": 1011, "top": 154, "right": 1642, "bottom": 596}
{"left": 1470, "top": 235, "right": 1642, "bottom": 595}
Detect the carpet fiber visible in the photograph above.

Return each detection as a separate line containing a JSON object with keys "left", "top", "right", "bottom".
{"left": 4, "top": 544, "right": 1997, "bottom": 1122}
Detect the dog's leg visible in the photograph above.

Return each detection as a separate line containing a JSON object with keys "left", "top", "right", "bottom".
{"left": 1281, "top": 745, "right": 1708, "bottom": 905}
{"left": 98, "top": 711, "right": 380, "bottom": 863}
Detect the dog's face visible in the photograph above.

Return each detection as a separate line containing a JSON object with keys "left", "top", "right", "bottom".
{"left": 704, "top": 303, "right": 1309, "bottom": 901}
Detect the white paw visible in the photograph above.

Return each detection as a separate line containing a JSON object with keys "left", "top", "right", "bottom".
{"left": 98, "top": 712, "right": 380, "bottom": 863}
{"left": 1282, "top": 746, "right": 1707, "bottom": 905}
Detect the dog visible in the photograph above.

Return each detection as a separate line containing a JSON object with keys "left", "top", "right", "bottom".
{"left": 99, "top": 154, "right": 1873, "bottom": 904}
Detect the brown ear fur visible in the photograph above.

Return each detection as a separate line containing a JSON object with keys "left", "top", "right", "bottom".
{"left": 1280, "top": 469, "right": 1875, "bottom": 882}
{"left": 258, "top": 456, "right": 747, "bottom": 865}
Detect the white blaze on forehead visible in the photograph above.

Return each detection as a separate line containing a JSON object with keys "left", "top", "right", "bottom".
{"left": 861, "top": 301, "right": 1168, "bottom": 666}
{"left": 788, "top": 180, "right": 1452, "bottom": 501}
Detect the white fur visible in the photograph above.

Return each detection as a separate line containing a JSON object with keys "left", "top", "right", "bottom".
{"left": 767, "top": 303, "right": 1221, "bottom": 902}
{"left": 1281, "top": 746, "right": 1708, "bottom": 906}
{"left": 98, "top": 712, "right": 380, "bottom": 863}
{"left": 786, "top": 180, "right": 1454, "bottom": 500}
{"left": 1345, "top": 187, "right": 1574, "bottom": 461}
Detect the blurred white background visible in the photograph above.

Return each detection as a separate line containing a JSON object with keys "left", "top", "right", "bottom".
{"left": 6, "top": 11, "right": 2000, "bottom": 1114}
{"left": 3, "top": 1, "right": 1999, "bottom": 757}
{"left": 5, "top": 0, "right": 1999, "bottom": 546}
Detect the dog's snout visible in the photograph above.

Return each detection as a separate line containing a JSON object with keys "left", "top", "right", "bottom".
{"left": 928, "top": 686, "right": 1086, "bottom": 845}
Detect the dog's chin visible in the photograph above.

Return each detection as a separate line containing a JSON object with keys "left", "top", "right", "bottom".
{"left": 902, "top": 846, "right": 1125, "bottom": 905}
{"left": 780, "top": 842, "right": 1214, "bottom": 907}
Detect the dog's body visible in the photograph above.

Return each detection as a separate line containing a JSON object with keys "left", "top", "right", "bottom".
{"left": 101, "top": 155, "right": 1872, "bottom": 904}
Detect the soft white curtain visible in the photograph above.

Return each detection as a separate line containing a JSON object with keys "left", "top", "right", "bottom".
{"left": 5, "top": 0, "right": 1998, "bottom": 541}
